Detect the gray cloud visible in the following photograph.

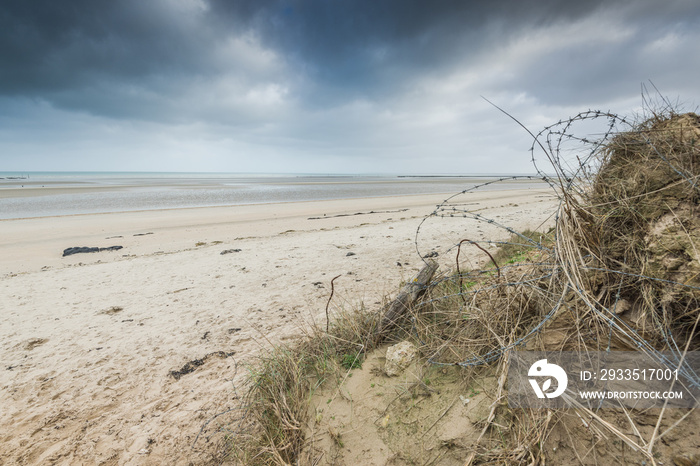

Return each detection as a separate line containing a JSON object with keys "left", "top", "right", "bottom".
{"left": 0, "top": 0, "right": 619, "bottom": 106}
{"left": 1, "top": 0, "right": 699, "bottom": 173}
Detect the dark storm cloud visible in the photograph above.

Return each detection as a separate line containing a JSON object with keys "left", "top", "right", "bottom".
{"left": 1, "top": 0, "right": 291, "bottom": 121}
{"left": 4, "top": 0, "right": 697, "bottom": 116}
{"left": 1, "top": 0, "right": 699, "bottom": 172}
{"left": 1, "top": 0, "right": 618, "bottom": 109}
{"left": 1, "top": 1, "right": 188, "bottom": 92}
{"left": 206, "top": 0, "right": 617, "bottom": 104}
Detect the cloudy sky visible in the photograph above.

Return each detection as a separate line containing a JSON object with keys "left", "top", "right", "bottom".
{"left": 1, "top": 0, "right": 698, "bottom": 174}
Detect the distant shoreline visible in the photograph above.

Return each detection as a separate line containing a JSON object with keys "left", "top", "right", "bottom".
{"left": 0, "top": 174, "right": 548, "bottom": 220}
{"left": 397, "top": 174, "right": 542, "bottom": 178}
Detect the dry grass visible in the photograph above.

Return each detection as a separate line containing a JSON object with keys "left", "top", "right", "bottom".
{"left": 216, "top": 307, "right": 382, "bottom": 465}
{"left": 583, "top": 112, "right": 700, "bottom": 349}
{"left": 217, "top": 109, "right": 700, "bottom": 465}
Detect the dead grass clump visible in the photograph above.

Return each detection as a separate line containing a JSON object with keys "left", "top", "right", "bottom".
{"left": 220, "top": 307, "right": 381, "bottom": 465}
{"left": 402, "top": 108, "right": 700, "bottom": 464}
{"left": 583, "top": 111, "right": 700, "bottom": 350}
{"left": 589, "top": 112, "right": 699, "bottom": 271}
{"left": 409, "top": 228, "right": 556, "bottom": 366}
{"left": 415, "top": 264, "right": 552, "bottom": 365}
{"left": 245, "top": 347, "right": 310, "bottom": 464}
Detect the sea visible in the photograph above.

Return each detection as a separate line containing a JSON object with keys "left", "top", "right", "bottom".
{"left": 0, "top": 172, "right": 545, "bottom": 220}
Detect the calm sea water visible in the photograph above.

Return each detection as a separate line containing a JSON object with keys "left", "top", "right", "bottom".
{"left": 0, "top": 172, "right": 544, "bottom": 219}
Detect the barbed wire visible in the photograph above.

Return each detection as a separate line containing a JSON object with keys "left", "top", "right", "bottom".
{"left": 413, "top": 108, "right": 700, "bottom": 388}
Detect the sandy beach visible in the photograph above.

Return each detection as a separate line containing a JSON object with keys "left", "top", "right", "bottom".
{"left": 0, "top": 188, "right": 557, "bottom": 464}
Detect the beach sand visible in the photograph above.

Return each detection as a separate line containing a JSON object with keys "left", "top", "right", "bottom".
{"left": 0, "top": 188, "right": 557, "bottom": 464}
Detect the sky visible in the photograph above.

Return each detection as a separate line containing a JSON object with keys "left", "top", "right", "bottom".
{"left": 1, "top": 0, "right": 698, "bottom": 175}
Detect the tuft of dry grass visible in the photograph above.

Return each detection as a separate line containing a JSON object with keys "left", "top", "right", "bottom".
{"left": 580, "top": 111, "right": 700, "bottom": 350}
{"left": 217, "top": 306, "right": 382, "bottom": 465}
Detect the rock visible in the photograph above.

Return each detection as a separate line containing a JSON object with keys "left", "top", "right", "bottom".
{"left": 346, "top": 252, "right": 356, "bottom": 256}
{"left": 385, "top": 341, "right": 418, "bottom": 376}
{"left": 220, "top": 249, "right": 242, "bottom": 255}
{"left": 379, "top": 414, "right": 390, "bottom": 428}
{"left": 62, "top": 246, "right": 123, "bottom": 257}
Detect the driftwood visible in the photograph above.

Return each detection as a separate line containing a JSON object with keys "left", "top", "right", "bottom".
{"left": 376, "top": 260, "right": 438, "bottom": 338}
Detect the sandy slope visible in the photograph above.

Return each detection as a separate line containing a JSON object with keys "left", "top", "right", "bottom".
{"left": 0, "top": 189, "right": 557, "bottom": 465}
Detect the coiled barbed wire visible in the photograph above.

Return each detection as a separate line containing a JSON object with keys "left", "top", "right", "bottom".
{"left": 413, "top": 109, "right": 700, "bottom": 388}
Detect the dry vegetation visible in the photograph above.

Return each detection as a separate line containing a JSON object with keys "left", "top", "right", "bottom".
{"left": 214, "top": 108, "right": 699, "bottom": 465}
